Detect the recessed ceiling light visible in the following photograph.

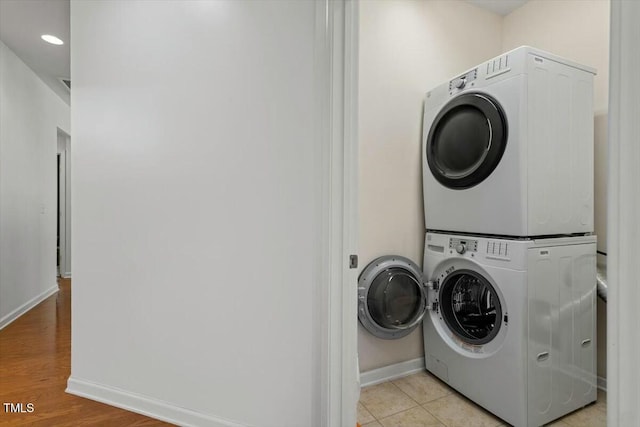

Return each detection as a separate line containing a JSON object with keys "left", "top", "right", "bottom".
{"left": 41, "top": 34, "right": 64, "bottom": 45}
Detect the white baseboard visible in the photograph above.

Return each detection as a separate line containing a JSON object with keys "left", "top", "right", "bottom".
{"left": 66, "top": 377, "right": 250, "bottom": 427}
{"left": 61, "top": 272, "right": 71, "bottom": 279}
{"left": 597, "top": 375, "right": 607, "bottom": 392}
{"left": 360, "top": 357, "right": 426, "bottom": 388}
{"left": 359, "top": 359, "right": 608, "bottom": 394}
{"left": 0, "top": 284, "right": 59, "bottom": 330}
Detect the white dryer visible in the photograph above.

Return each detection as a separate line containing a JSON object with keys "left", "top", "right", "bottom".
{"left": 422, "top": 231, "right": 597, "bottom": 427}
{"left": 422, "top": 46, "right": 596, "bottom": 237}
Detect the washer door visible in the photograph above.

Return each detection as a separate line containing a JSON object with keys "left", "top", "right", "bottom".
{"left": 358, "top": 256, "right": 427, "bottom": 340}
{"left": 437, "top": 268, "right": 503, "bottom": 345}
{"left": 426, "top": 92, "right": 507, "bottom": 189}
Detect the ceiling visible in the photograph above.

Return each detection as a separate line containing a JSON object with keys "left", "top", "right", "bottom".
{"left": 0, "top": 0, "right": 70, "bottom": 105}
{"left": 466, "top": 0, "right": 529, "bottom": 16}
{"left": 0, "top": 0, "right": 527, "bottom": 107}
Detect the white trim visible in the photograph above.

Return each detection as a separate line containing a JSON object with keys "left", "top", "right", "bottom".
{"left": 360, "top": 358, "right": 426, "bottom": 388}
{"left": 56, "top": 127, "right": 71, "bottom": 278}
{"left": 66, "top": 377, "right": 250, "bottom": 427}
{"left": 607, "top": 1, "right": 640, "bottom": 426}
{"left": 58, "top": 146, "right": 67, "bottom": 277}
{"left": 597, "top": 376, "right": 607, "bottom": 392}
{"left": 0, "top": 284, "right": 59, "bottom": 330}
{"left": 62, "top": 273, "right": 72, "bottom": 279}
{"left": 318, "top": 0, "right": 359, "bottom": 426}
{"left": 63, "top": 130, "right": 71, "bottom": 278}
{"left": 340, "top": 0, "right": 359, "bottom": 425}
{"left": 314, "top": 1, "right": 333, "bottom": 425}
{"left": 64, "top": 138, "right": 71, "bottom": 276}
{"left": 360, "top": 359, "right": 607, "bottom": 393}
{"left": 359, "top": 359, "right": 607, "bottom": 393}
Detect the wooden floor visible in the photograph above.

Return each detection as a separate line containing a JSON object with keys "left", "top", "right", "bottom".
{"left": 0, "top": 278, "right": 171, "bottom": 426}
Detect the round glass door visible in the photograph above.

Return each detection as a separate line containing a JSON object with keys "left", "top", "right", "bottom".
{"left": 438, "top": 269, "right": 502, "bottom": 345}
{"left": 426, "top": 92, "right": 507, "bottom": 189}
{"left": 358, "top": 256, "right": 426, "bottom": 340}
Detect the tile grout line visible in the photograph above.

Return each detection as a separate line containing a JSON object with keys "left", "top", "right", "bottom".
{"left": 360, "top": 380, "right": 422, "bottom": 423}
{"left": 358, "top": 400, "right": 377, "bottom": 425}
{"left": 420, "top": 391, "right": 506, "bottom": 427}
{"left": 396, "top": 377, "right": 460, "bottom": 426}
{"left": 419, "top": 400, "right": 451, "bottom": 427}
{"left": 374, "top": 381, "right": 421, "bottom": 422}
{"left": 387, "top": 380, "right": 452, "bottom": 427}
{"left": 389, "top": 380, "right": 424, "bottom": 407}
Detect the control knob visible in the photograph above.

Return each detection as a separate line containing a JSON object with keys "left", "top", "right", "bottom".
{"left": 454, "top": 77, "right": 466, "bottom": 89}
{"left": 455, "top": 244, "right": 466, "bottom": 254}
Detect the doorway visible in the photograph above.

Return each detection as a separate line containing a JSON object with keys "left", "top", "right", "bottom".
{"left": 56, "top": 128, "right": 71, "bottom": 278}
{"left": 57, "top": 153, "right": 61, "bottom": 275}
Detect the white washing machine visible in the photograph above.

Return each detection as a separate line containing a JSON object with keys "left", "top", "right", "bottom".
{"left": 422, "top": 231, "right": 597, "bottom": 427}
{"left": 422, "top": 46, "right": 596, "bottom": 237}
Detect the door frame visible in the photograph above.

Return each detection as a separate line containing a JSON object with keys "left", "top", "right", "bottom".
{"left": 319, "top": 0, "right": 359, "bottom": 425}
{"left": 58, "top": 151, "right": 66, "bottom": 276}
{"left": 607, "top": 1, "right": 640, "bottom": 425}
{"left": 330, "top": 1, "right": 640, "bottom": 424}
{"left": 57, "top": 128, "right": 71, "bottom": 278}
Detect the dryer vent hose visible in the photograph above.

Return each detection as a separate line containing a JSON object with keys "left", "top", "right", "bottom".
{"left": 596, "top": 268, "right": 607, "bottom": 302}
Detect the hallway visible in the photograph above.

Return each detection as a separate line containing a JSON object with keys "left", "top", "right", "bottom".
{"left": 0, "top": 279, "right": 169, "bottom": 426}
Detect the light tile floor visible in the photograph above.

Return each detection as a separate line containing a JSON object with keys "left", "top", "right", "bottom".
{"left": 358, "top": 371, "right": 607, "bottom": 427}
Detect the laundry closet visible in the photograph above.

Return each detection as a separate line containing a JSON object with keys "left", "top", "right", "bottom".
{"left": 357, "top": 1, "right": 609, "bottom": 425}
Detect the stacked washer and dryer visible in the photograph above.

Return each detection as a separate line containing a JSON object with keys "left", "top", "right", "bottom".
{"left": 358, "top": 46, "right": 597, "bottom": 427}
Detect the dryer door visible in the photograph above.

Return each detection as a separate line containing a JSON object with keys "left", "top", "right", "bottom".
{"left": 426, "top": 92, "right": 507, "bottom": 189}
{"left": 358, "top": 256, "right": 427, "bottom": 340}
{"left": 433, "top": 268, "right": 503, "bottom": 345}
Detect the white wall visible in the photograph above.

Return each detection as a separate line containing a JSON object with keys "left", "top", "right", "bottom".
{"left": 0, "top": 41, "right": 70, "bottom": 329}
{"left": 502, "top": 0, "right": 609, "bottom": 382}
{"left": 358, "top": 0, "right": 503, "bottom": 372}
{"left": 68, "top": 1, "right": 337, "bottom": 426}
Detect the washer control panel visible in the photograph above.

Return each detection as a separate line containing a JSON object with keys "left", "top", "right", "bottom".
{"left": 449, "top": 238, "right": 478, "bottom": 255}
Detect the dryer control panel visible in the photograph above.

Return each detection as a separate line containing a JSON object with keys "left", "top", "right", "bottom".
{"left": 449, "top": 68, "right": 478, "bottom": 91}
{"left": 486, "top": 240, "right": 509, "bottom": 257}
{"left": 449, "top": 238, "right": 478, "bottom": 255}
